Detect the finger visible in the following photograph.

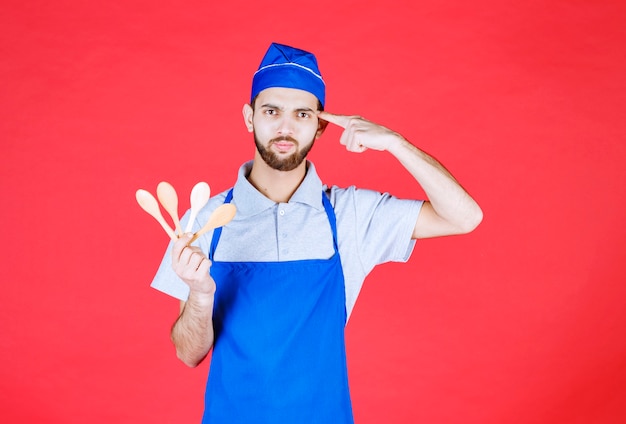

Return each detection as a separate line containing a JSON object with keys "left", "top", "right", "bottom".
{"left": 172, "top": 233, "right": 193, "bottom": 263}
{"left": 345, "top": 127, "right": 368, "bottom": 153}
{"left": 175, "top": 243, "right": 200, "bottom": 268}
{"left": 341, "top": 121, "right": 358, "bottom": 149}
{"left": 197, "top": 257, "right": 212, "bottom": 275}
{"left": 177, "top": 246, "right": 193, "bottom": 269}
{"left": 347, "top": 140, "right": 367, "bottom": 153}
{"left": 187, "top": 251, "right": 205, "bottom": 270}
{"left": 317, "top": 111, "right": 352, "bottom": 129}
{"left": 184, "top": 245, "right": 205, "bottom": 265}
{"left": 338, "top": 126, "right": 349, "bottom": 146}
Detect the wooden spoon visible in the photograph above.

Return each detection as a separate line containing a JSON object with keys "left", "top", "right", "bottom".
{"left": 136, "top": 189, "right": 177, "bottom": 241}
{"left": 185, "top": 182, "right": 211, "bottom": 233}
{"left": 156, "top": 181, "right": 183, "bottom": 236}
{"left": 189, "top": 204, "right": 237, "bottom": 243}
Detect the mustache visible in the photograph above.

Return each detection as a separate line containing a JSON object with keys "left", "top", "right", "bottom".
{"left": 269, "top": 136, "right": 298, "bottom": 144}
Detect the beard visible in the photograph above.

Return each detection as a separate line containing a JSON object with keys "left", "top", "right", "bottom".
{"left": 254, "top": 133, "right": 315, "bottom": 172}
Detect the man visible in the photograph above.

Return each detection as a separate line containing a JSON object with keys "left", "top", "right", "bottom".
{"left": 151, "top": 42, "right": 482, "bottom": 423}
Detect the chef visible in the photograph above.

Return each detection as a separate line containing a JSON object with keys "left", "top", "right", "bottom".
{"left": 150, "top": 42, "right": 482, "bottom": 423}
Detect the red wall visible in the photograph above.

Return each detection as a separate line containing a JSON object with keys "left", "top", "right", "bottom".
{"left": 2, "top": 1, "right": 625, "bottom": 423}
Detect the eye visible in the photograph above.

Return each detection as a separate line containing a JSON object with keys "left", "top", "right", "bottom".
{"left": 264, "top": 108, "right": 277, "bottom": 116}
{"left": 298, "top": 112, "right": 311, "bottom": 119}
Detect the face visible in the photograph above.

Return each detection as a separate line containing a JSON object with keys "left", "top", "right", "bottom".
{"left": 243, "top": 87, "right": 326, "bottom": 171}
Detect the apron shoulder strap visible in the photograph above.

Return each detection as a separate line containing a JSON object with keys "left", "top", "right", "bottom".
{"left": 321, "top": 191, "right": 339, "bottom": 251}
{"left": 209, "top": 188, "right": 234, "bottom": 260}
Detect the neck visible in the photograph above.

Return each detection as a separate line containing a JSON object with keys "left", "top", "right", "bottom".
{"left": 248, "top": 153, "right": 308, "bottom": 203}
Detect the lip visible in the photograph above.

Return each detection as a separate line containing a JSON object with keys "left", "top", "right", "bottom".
{"left": 272, "top": 141, "right": 295, "bottom": 152}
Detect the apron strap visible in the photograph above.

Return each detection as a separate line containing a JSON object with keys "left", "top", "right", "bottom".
{"left": 321, "top": 190, "right": 339, "bottom": 251}
{"left": 209, "top": 189, "right": 234, "bottom": 261}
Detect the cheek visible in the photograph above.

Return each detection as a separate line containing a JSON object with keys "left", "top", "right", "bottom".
{"left": 299, "top": 120, "right": 319, "bottom": 137}
{"left": 251, "top": 119, "right": 273, "bottom": 136}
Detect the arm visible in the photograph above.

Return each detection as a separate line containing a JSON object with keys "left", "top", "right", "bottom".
{"left": 388, "top": 139, "right": 482, "bottom": 238}
{"left": 170, "top": 234, "right": 216, "bottom": 367}
{"left": 318, "top": 112, "right": 483, "bottom": 239}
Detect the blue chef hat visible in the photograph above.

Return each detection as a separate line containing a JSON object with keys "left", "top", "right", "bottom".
{"left": 251, "top": 43, "right": 325, "bottom": 107}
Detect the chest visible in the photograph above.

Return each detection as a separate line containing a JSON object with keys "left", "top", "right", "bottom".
{"left": 211, "top": 202, "right": 335, "bottom": 262}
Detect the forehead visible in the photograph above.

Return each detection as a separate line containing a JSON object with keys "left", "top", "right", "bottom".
{"left": 255, "top": 87, "right": 319, "bottom": 110}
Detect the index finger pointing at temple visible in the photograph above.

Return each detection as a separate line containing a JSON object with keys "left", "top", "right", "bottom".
{"left": 317, "top": 111, "right": 351, "bottom": 129}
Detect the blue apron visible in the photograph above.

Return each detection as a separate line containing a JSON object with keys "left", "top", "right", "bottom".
{"left": 203, "top": 189, "right": 354, "bottom": 424}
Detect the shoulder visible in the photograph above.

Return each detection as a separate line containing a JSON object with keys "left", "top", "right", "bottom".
{"left": 325, "top": 184, "right": 379, "bottom": 205}
{"left": 326, "top": 185, "right": 417, "bottom": 213}
{"left": 326, "top": 184, "right": 423, "bottom": 244}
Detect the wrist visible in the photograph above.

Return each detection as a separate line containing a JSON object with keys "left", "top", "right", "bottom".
{"left": 384, "top": 132, "right": 409, "bottom": 154}
{"left": 187, "top": 289, "right": 215, "bottom": 307}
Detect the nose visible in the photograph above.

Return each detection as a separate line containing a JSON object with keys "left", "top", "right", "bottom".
{"left": 276, "top": 114, "right": 295, "bottom": 136}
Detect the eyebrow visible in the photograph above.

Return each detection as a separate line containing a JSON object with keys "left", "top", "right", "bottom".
{"left": 259, "top": 103, "right": 283, "bottom": 110}
{"left": 259, "top": 103, "right": 315, "bottom": 113}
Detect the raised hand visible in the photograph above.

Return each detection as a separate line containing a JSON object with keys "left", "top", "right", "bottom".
{"left": 318, "top": 111, "right": 404, "bottom": 153}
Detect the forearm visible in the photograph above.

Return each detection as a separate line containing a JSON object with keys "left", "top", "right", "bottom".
{"left": 387, "top": 136, "right": 483, "bottom": 234}
{"left": 170, "top": 292, "right": 215, "bottom": 367}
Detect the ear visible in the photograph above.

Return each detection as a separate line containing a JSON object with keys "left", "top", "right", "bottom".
{"left": 242, "top": 104, "right": 254, "bottom": 133}
{"left": 315, "top": 116, "right": 329, "bottom": 139}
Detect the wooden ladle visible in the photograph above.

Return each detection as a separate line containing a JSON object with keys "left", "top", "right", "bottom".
{"left": 189, "top": 204, "right": 237, "bottom": 244}
{"left": 156, "top": 181, "right": 183, "bottom": 236}
{"left": 185, "top": 182, "right": 211, "bottom": 233}
{"left": 136, "top": 189, "right": 177, "bottom": 241}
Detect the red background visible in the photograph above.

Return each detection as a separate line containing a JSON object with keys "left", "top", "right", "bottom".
{"left": 2, "top": 1, "right": 625, "bottom": 423}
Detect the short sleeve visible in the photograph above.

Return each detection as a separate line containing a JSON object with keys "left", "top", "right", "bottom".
{"left": 331, "top": 186, "right": 423, "bottom": 274}
{"left": 150, "top": 239, "right": 190, "bottom": 301}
